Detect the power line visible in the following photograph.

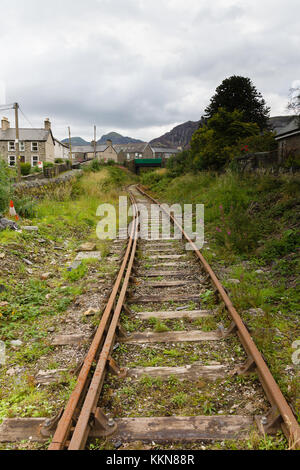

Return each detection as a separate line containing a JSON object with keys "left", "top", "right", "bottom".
{"left": 19, "top": 105, "right": 35, "bottom": 128}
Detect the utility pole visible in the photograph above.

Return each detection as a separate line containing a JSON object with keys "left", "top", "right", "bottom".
{"left": 14, "top": 103, "right": 21, "bottom": 182}
{"left": 94, "top": 125, "right": 97, "bottom": 160}
{"left": 68, "top": 126, "right": 73, "bottom": 166}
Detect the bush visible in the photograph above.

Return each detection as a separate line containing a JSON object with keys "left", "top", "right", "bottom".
{"left": 55, "top": 158, "right": 64, "bottom": 164}
{"left": 90, "top": 159, "right": 102, "bottom": 172}
{"left": 0, "top": 159, "right": 12, "bottom": 213}
{"left": 43, "top": 162, "right": 54, "bottom": 168}
{"left": 14, "top": 196, "right": 36, "bottom": 218}
{"left": 20, "top": 163, "right": 31, "bottom": 176}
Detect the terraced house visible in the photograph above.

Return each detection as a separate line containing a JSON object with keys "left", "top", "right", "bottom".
{"left": 0, "top": 117, "right": 67, "bottom": 167}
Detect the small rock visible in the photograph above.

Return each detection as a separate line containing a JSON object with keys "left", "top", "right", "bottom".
{"left": 22, "top": 226, "right": 38, "bottom": 232}
{"left": 83, "top": 307, "right": 98, "bottom": 317}
{"left": 10, "top": 340, "right": 23, "bottom": 347}
{"left": 26, "top": 268, "right": 33, "bottom": 275}
{"left": 0, "top": 253, "right": 5, "bottom": 259}
{"left": 23, "top": 258, "right": 34, "bottom": 266}
{"left": 38, "top": 239, "right": 46, "bottom": 244}
{"left": 46, "top": 294, "right": 51, "bottom": 300}
{"left": 247, "top": 308, "right": 264, "bottom": 316}
{"left": 40, "top": 272, "right": 52, "bottom": 281}
{"left": 0, "top": 218, "right": 19, "bottom": 231}
{"left": 227, "top": 279, "right": 240, "bottom": 285}
{"left": 255, "top": 269, "right": 264, "bottom": 274}
{"left": 78, "top": 242, "right": 97, "bottom": 252}
{"left": 67, "top": 260, "right": 82, "bottom": 271}
{"left": 47, "top": 327, "right": 55, "bottom": 333}
{"left": 75, "top": 252, "right": 101, "bottom": 261}
{"left": 0, "top": 301, "right": 9, "bottom": 307}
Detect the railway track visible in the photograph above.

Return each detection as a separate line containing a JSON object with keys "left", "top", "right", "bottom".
{"left": 41, "top": 184, "right": 299, "bottom": 449}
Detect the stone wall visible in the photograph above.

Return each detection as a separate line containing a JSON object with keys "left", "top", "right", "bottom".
{"left": 14, "top": 169, "right": 83, "bottom": 197}
{"left": 232, "top": 151, "right": 299, "bottom": 173}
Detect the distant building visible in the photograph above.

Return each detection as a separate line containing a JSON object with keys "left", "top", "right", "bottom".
{"left": 72, "top": 139, "right": 119, "bottom": 163}
{"left": 54, "top": 138, "right": 70, "bottom": 161}
{"left": 72, "top": 141, "right": 155, "bottom": 163}
{"left": 151, "top": 146, "right": 181, "bottom": 159}
{"left": 274, "top": 117, "right": 300, "bottom": 163}
{"left": 0, "top": 117, "right": 68, "bottom": 167}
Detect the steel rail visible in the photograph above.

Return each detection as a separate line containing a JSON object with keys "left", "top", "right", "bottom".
{"left": 67, "top": 191, "right": 139, "bottom": 450}
{"left": 48, "top": 194, "right": 137, "bottom": 450}
{"left": 137, "top": 184, "right": 300, "bottom": 449}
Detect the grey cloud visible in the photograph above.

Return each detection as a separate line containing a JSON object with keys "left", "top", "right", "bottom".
{"left": 0, "top": 0, "right": 298, "bottom": 141}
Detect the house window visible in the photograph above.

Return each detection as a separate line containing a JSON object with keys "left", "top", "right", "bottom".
{"left": 19, "top": 141, "right": 25, "bottom": 152}
{"left": 31, "top": 155, "right": 39, "bottom": 167}
{"left": 31, "top": 142, "right": 38, "bottom": 152}
{"left": 8, "top": 156, "right": 16, "bottom": 167}
{"left": 8, "top": 141, "right": 15, "bottom": 151}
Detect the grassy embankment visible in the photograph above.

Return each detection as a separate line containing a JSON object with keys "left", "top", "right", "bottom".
{"left": 140, "top": 169, "right": 300, "bottom": 423}
{"left": 0, "top": 165, "right": 136, "bottom": 433}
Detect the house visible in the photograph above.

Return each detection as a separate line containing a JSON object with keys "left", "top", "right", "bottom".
{"left": 0, "top": 117, "right": 67, "bottom": 167}
{"left": 114, "top": 143, "right": 154, "bottom": 161}
{"left": 54, "top": 138, "right": 70, "bottom": 161}
{"left": 72, "top": 141, "right": 155, "bottom": 164}
{"left": 72, "top": 140, "right": 119, "bottom": 163}
{"left": 274, "top": 117, "right": 300, "bottom": 163}
{"left": 151, "top": 146, "right": 181, "bottom": 159}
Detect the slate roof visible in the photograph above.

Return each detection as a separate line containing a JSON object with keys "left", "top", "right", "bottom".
{"left": 72, "top": 144, "right": 110, "bottom": 153}
{"left": 272, "top": 117, "right": 300, "bottom": 138}
{"left": 113, "top": 143, "right": 149, "bottom": 153}
{"left": 0, "top": 128, "right": 51, "bottom": 141}
{"left": 151, "top": 147, "right": 180, "bottom": 153}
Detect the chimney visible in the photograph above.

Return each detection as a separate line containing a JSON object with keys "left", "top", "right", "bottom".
{"left": 44, "top": 118, "right": 51, "bottom": 130}
{"left": 106, "top": 139, "right": 113, "bottom": 147}
{"left": 1, "top": 117, "right": 10, "bottom": 131}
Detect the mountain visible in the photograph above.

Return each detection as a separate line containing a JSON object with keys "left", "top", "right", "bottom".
{"left": 61, "top": 137, "right": 89, "bottom": 146}
{"left": 97, "top": 132, "right": 144, "bottom": 145}
{"left": 150, "top": 120, "right": 203, "bottom": 149}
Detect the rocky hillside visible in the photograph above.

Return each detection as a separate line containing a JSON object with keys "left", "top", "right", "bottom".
{"left": 98, "top": 132, "right": 144, "bottom": 145}
{"left": 150, "top": 120, "right": 204, "bottom": 149}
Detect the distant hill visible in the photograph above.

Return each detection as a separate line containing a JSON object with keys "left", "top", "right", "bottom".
{"left": 150, "top": 120, "right": 203, "bottom": 149}
{"left": 98, "top": 132, "right": 144, "bottom": 145}
{"left": 62, "top": 132, "right": 144, "bottom": 146}
{"left": 61, "top": 136, "right": 89, "bottom": 146}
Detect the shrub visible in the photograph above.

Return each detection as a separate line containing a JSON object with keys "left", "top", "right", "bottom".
{"left": 43, "top": 162, "right": 54, "bottom": 168}
{"left": 0, "top": 159, "right": 12, "bottom": 213}
{"left": 55, "top": 158, "right": 64, "bottom": 164}
{"left": 90, "top": 159, "right": 101, "bottom": 172}
{"left": 14, "top": 196, "right": 36, "bottom": 218}
{"left": 20, "top": 163, "right": 31, "bottom": 176}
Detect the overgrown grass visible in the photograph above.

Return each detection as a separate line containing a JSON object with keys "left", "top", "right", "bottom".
{"left": 140, "top": 169, "right": 300, "bottom": 420}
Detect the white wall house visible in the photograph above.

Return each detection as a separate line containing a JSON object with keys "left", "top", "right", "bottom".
{"left": 54, "top": 138, "right": 70, "bottom": 160}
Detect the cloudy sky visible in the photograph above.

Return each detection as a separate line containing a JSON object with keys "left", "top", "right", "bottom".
{"left": 0, "top": 0, "right": 299, "bottom": 142}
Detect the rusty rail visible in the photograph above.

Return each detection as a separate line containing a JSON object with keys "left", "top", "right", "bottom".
{"left": 48, "top": 192, "right": 138, "bottom": 450}
{"left": 137, "top": 184, "right": 300, "bottom": 449}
